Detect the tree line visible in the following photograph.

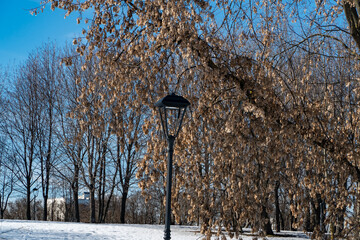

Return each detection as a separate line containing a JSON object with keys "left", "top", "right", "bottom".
{"left": 0, "top": 43, "right": 149, "bottom": 224}
{"left": 1, "top": 0, "right": 360, "bottom": 239}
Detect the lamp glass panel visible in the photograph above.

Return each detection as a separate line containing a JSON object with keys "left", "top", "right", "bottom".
{"left": 162, "top": 106, "right": 186, "bottom": 137}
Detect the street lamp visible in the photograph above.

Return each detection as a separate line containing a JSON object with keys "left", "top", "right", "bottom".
{"left": 155, "top": 93, "right": 190, "bottom": 240}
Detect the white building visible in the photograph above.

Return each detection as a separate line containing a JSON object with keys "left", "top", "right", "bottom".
{"left": 47, "top": 192, "right": 90, "bottom": 221}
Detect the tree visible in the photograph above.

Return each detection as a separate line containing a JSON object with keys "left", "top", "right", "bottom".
{"left": 74, "top": 58, "right": 112, "bottom": 223}
{"left": 110, "top": 86, "right": 148, "bottom": 223}
{"left": 34, "top": 43, "right": 61, "bottom": 221}
{"left": 55, "top": 45, "right": 90, "bottom": 222}
{"left": 0, "top": 138, "right": 14, "bottom": 219}
{"left": 0, "top": 68, "right": 14, "bottom": 219}
{"left": 5, "top": 57, "right": 41, "bottom": 220}
{"left": 43, "top": 0, "right": 360, "bottom": 237}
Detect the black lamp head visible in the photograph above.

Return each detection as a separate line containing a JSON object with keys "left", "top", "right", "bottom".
{"left": 155, "top": 93, "right": 190, "bottom": 109}
{"left": 155, "top": 93, "right": 190, "bottom": 138}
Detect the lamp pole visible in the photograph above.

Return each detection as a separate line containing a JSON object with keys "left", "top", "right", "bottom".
{"left": 155, "top": 93, "right": 190, "bottom": 240}
{"left": 164, "top": 135, "right": 175, "bottom": 240}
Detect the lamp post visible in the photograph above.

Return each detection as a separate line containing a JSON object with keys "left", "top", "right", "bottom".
{"left": 33, "top": 188, "right": 38, "bottom": 220}
{"left": 155, "top": 93, "right": 190, "bottom": 240}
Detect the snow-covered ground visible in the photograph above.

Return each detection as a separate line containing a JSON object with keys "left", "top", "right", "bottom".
{"left": 0, "top": 220, "right": 309, "bottom": 240}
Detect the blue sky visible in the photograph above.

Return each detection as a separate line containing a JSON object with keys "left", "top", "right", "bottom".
{"left": 0, "top": 0, "right": 86, "bottom": 66}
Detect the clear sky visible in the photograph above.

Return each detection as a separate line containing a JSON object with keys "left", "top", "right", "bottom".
{"left": 0, "top": 0, "right": 86, "bottom": 66}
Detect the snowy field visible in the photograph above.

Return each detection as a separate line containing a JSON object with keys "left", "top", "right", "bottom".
{"left": 0, "top": 220, "right": 309, "bottom": 240}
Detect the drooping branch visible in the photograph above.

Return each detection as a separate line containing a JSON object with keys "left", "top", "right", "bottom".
{"left": 344, "top": 0, "right": 360, "bottom": 50}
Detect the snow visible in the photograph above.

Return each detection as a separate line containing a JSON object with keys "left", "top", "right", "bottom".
{"left": 0, "top": 220, "right": 309, "bottom": 240}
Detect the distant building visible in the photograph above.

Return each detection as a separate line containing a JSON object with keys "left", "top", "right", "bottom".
{"left": 79, "top": 192, "right": 90, "bottom": 204}
{"left": 47, "top": 192, "right": 90, "bottom": 221}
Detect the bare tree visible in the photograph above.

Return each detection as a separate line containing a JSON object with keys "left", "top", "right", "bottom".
{"left": 34, "top": 43, "right": 61, "bottom": 221}
{"left": 0, "top": 68, "right": 14, "bottom": 219}
{"left": 54, "top": 45, "right": 88, "bottom": 222}
{"left": 57, "top": 47, "right": 116, "bottom": 223}
{"left": 0, "top": 139, "right": 14, "bottom": 219}
{"left": 5, "top": 58, "right": 41, "bottom": 220}
{"left": 111, "top": 105, "right": 147, "bottom": 224}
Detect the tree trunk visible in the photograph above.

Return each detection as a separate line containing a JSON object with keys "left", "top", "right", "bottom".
{"left": 290, "top": 215, "right": 297, "bottom": 231}
{"left": 74, "top": 152, "right": 81, "bottom": 222}
{"left": 336, "top": 208, "right": 344, "bottom": 236}
{"left": 71, "top": 170, "right": 80, "bottom": 223}
{"left": 335, "top": 179, "right": 347, "bottom": 237}
{"left": 0, "top": 209, "right": 4, "bottom": 219}
{"left": 73, "top": 188, "right": 80, "bottom": 222}
{"left": 26, "top": 180, "right": 31, "bottom": 220}
{"left": 97, "top": 147, "right": 108, "bottom": 224}
{"left": 118, "top": 134, "right": 135, "bottom": 224}
{"left": 42, "top": 118, "right": 52, "bottom": 221}
{"left": 304, "top": 203, "right": 312, "bottom": 232}
{"left": 43, "top": 195, "right": 48, "bottom": 221}
{"left": 280, "top": 210, "right": 284, "bottom": 230}
{"left": 274, "top": 181, "right": 281, "bottom": 232}
{"left": 100, "top": 167, "right": 118, "bottom": 223}
{"left": 120, "top": 185, "right": 129, "bottom": 223}
{"left": 304, "top": 190, "right": 312, "bottom": 232}
{"left": 314, "top": 194, "right": 322, "bottom": 230}
{"left": 90, "top": 185, "right": 96, "bottom": 223}
{"left": 40, "top": 124, "right": 52, "bottom": 221}
{"left": 354, "top": 182, "right": 360, "bottom": 240}
{"left": 97, "top": 162, "right": 104, "bottom": 223}
{"left": 261, "top": 205, "right": 274, "bottom": 235}
{"left": 319, "top": 199, "right": 326, "bottom": 233}
{"left": 290, "top": 199, "right": 297, "bottom": 231}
